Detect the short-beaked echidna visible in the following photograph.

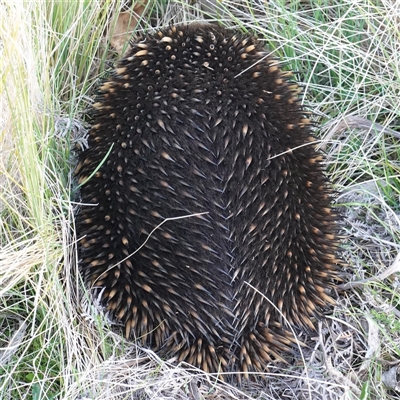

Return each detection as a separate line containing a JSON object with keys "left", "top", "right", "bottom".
{"left": 75, "top": 23, "right": 341, "bottom": 375}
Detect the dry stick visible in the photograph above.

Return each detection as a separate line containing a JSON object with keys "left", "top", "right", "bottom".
{"left": 356, "top": 317, "right": 380, "bottom": 379}
{"left": 338, "top": 252, "right": 400, "bottom": 290}
{"left": 320, "top": 115, "right": 400, "bottom": 151}
{"left": 325, "top": 357, "right": 361, "bottom": 397}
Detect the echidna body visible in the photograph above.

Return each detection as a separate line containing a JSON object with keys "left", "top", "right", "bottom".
{"left": 76, "top": 24, "right": 340, "bottom": 374}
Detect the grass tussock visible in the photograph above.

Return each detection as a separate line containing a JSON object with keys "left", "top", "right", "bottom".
{"left": 1, "top": 0, "right": 399, "bottom": 399}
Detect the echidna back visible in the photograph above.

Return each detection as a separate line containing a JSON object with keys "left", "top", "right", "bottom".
{"left": 76, "top": 24, "right": 340, "bottom": 374}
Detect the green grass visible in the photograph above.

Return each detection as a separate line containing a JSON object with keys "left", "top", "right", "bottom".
{"left": 1, "top": 0, "right": 400, "bottom": 399}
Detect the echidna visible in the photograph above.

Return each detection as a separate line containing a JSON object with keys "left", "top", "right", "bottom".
{"left": 75, "top": 23, "right": 341, "bottom": 375}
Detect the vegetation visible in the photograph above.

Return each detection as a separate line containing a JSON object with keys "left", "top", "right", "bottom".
{"left": 1, "top": 0, "right": 399, "bottom": 398}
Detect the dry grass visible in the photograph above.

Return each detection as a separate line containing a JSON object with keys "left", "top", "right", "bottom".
{"left": 1, "top": 0, "right": 400, "bottom": 399}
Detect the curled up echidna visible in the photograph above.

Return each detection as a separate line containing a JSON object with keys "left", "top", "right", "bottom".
{"left": 75, "top": 23, "right": 341, "bottom": 375}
